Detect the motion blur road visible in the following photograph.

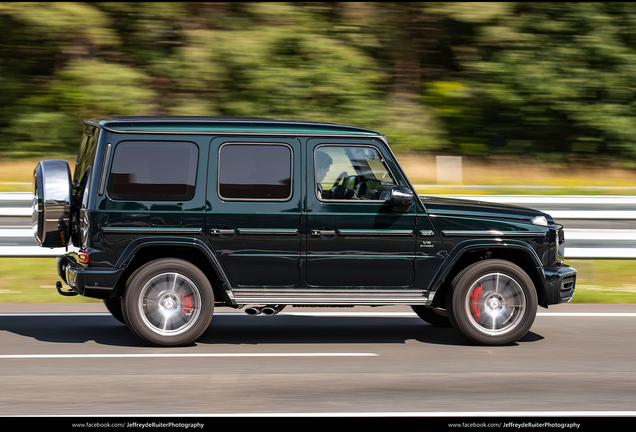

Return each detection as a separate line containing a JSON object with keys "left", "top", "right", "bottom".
{"left": 1, "top": 303, "right": 635, "bottom": 417}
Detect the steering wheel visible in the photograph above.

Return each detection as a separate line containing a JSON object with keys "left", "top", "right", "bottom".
{"left": 331, "top": 171, "right": 349, "bottom": 199}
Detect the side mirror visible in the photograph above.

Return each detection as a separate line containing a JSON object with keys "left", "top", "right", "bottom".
{"left": 389, "top": 185, "right": 414, "bottom": 207}
{"left": 379, "top": 185, "right": 414, "bottom": 212}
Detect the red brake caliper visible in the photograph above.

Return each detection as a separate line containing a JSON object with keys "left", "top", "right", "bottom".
{"left": 470, "top": 285, "right": 483, "bottom": 322}
{"left": 181, "top": 293, "right": 193, "bottom": 315}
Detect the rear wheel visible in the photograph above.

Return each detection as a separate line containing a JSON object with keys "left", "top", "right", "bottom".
{"left": 122, "top": 259, "right": 214, "bottom": 346}
{"left": 447, "top": 259, "right": 537, "bottom": 345}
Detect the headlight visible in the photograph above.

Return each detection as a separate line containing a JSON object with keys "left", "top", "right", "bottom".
{"left": 532, "top": 216, "right": 548, "bottom": 226}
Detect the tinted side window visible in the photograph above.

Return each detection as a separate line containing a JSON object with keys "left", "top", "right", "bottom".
{"left": 108, "top": 141, "right": 198, "bottom": 201}
{"left": 74, "top": 127, "right": 99, "bottom": 186}
{"left": 218, "top": 143, "right": 292, "bottom": 200}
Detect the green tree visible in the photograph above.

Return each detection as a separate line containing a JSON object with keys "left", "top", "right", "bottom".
{"left": 7, "top": 60, "right": 158, "bottom": 155}
{"left": 3, "top": 2, "right": 636, "bottom": 162}
{"left": 424, "top": 2, "right": 636, "bottom": 160}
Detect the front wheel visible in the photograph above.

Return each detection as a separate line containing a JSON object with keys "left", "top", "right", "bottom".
{"left": 122, "top": 259, "right": 214, "bottom": 346}
{"left": 447, "top": 259, "right": 538, "bottom": 345}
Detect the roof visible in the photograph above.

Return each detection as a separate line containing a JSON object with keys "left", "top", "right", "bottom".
{"left": 84, "top": 116, "right": 382, "bottom": 136}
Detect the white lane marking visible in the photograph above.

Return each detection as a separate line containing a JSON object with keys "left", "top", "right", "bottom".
{"left": 0, "top": 353, "right": 377, "bottom": 359}
{"left": 1, "top": 311, "right": 636, "bottom": 317}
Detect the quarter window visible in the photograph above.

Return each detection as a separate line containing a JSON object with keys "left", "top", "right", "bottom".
{"left": 107, "top": 141, "right": 198, "bottom": 201}
{"left": 218, "top": 143, "right": 292, "bottom": 200}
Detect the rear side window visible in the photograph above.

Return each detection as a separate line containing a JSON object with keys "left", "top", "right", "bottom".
{"left": 108, "top": 141, "right": 198, "bottom": 201}
{"left": 74, "top": 126, "right": 99, "bottom": 186}
{"left": 218, "top": 143, "right": 292, "bottom": 200}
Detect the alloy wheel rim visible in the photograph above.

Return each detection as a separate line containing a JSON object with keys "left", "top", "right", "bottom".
{"left": 464, "top": 272, "right": 526, "bottom": 336}
{"left": 138, "top": 272, "right": 202, "bottom": 337}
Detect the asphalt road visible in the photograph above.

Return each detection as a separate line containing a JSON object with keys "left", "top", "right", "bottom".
{"left": 0, "top": 303, "right": 635, "bottom": 418}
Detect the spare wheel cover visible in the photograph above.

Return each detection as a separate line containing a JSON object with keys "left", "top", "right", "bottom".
{"left": 32, "top": 160, "right": 72, "bottom": 248}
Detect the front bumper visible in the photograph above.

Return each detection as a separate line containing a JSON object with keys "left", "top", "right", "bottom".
{"left": 57, "top": 254, "right": 123, "bottom": 299}
{"left": 543, "top": 265, "right": 577, "bottom": 304}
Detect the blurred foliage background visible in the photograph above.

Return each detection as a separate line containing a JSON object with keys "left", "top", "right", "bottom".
{"left": 2, "top": 2, "right": 636, "bottom": 163}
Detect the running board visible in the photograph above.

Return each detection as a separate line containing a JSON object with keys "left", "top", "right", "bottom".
{"left": 231, "top": 289, "right": 431, "bottom": 306}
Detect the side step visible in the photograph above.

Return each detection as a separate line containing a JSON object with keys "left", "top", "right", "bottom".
{"left": 232, "top": 289, "right": 431, "bottom": 306}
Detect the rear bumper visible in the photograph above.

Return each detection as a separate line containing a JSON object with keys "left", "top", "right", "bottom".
{"left": 57, "top": 255, "right": 82, "bottom": 295}
{"left": 543, "top": 265, "right": 577, "bottom": 305}
{"left": 57, "top": 254, "right": 123, "bottom": 299}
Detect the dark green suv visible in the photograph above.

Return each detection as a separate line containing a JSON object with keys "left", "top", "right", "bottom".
{"left": 33, "top": 117, "right": 576, "bottom": 346}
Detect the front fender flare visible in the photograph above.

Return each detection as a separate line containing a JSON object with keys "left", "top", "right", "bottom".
{"left": 427, "top": 239, "right": 548, "bottom": 305}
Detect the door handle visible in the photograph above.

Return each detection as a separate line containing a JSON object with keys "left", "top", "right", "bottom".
{"left": 311, "top": 229, "right": 337, "bottom": 236}
{"left": 210, "top": 228, "right": 236, "bottom": 235}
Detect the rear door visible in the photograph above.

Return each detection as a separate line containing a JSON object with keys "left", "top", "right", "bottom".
{"left": 206, "top": 137, "right": 302, "bottom": 287}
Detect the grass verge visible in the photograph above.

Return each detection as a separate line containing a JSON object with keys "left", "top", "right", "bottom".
{"left": 0, "top": 257, "right": 633, "bottom": 304}
{"left": 0, "top": 258, "right": 100, "bottom": 304}
{"left": 566, "top": 259, "right": 636, "bottom": 304}
{"left": 399, "top": 153, "right": 636, "bottom": 195}
{"left": 0, "top": 156, "right": 75, "bottom": 192}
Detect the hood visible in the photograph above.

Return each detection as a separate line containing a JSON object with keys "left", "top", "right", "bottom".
{"left": 420, "top": 196, "right": 554, "bottom": 225}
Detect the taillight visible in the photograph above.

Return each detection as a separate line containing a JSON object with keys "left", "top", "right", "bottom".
{"left": 78, "top": 251, "right": 89, "bottom": 264}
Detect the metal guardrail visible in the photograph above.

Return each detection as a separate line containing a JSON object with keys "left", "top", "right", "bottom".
{"left": 430, "top": 195, "right": 636, "bottom": 259}
{"left": 2, "top": 192, "right": 636, "bottom": 259}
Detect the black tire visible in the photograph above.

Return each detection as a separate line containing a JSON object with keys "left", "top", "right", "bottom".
{"left": 447, "top": 259, "right": 538, "bottom": 345}
{"left": 411, "top": 305, "right": 452, "bottom": 327}
{"left": 103, "top": 297, "right": 125, "bottom": 324}
{"left": 122, "top": 259, "right": 214, "bottom": 347}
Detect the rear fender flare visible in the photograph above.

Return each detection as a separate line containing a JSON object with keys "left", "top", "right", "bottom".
{"left": 114, "top": 237, "right": 236, "bottom": 305}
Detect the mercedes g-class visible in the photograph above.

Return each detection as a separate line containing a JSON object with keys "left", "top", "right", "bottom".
{"left": 32, "top": 117, "right": 576, "bottom": 346}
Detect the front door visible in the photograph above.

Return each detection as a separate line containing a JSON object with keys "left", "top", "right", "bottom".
{"left": 206, "top": 137, "right": 302, "bottom": 287}
{"left": 305, "top": 139, "right": 417, "bottom": 287}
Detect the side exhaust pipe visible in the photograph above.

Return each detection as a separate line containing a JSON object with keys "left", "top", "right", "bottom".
{"left": 260, "top": 306, "right": 278, "bottom": 316}
{"left": 245, "top": 305, "right": 286, "bottom": 316}
{"left": 245, "top": 306, "right": 262, "bottom": 316}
